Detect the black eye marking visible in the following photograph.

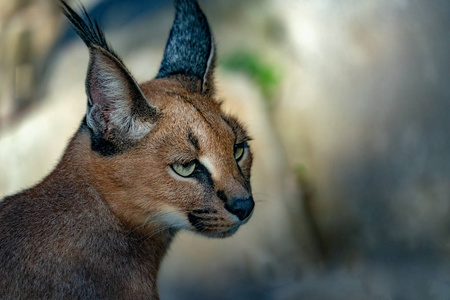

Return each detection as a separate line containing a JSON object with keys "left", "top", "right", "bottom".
{"left": 190, "top": 162, "right": 215, "bottom": 191}
{"left": 188, "top": 130, "right": 200, "bottom": 151}
{"left": 217, "top": 190, "right": 227, "bottom": 203}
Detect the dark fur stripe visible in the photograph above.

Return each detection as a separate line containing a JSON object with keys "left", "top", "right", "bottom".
{"left": 217, "top": 190, "right": 227, "bottom": 203}
{"left": 188, "top": 130, "right": 200, "bottom": 151}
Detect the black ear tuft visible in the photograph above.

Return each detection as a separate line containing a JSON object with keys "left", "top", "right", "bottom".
{"left": 60, "top": 0, "right": 122, "bottom": 63}
{"left": 157, "top": 0, "right": 215, "bottom": 95}
{"left": 61, "top": 1, "right": 159, "bottom": 156}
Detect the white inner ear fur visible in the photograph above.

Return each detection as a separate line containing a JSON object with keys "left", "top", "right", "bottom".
{"left": 202, "top": 37, "right": 215, "bottom": 93}
{"left": 86, "top": 52, "right": 154, "bottom": 141}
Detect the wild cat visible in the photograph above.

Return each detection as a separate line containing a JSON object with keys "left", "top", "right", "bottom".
{"left": 0, "top": 0, "right": 254, "bottom": 298}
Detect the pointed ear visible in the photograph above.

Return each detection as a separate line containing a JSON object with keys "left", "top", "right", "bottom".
{"left": 85, "top": 46, "right": 159, "bottom": 149}
{"left": 157, "top": 0, "right": 216, "bottom": 96}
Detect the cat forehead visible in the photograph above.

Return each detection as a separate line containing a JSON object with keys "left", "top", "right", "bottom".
{"left": 140, "top": 79, "right": 222, "bottom": 119}
{"left": 138, "top": 79, "right": 247, "bottom": 148}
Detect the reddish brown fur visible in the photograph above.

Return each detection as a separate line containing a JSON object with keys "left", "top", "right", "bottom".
{"left": 0, "top": 1, "right": 253, "bottom": 297}
{"left": 0, "top": 77, "right": 253, "bottom": 298}
{"left": 90, "top": 78, "right": 253, "bottom": 234}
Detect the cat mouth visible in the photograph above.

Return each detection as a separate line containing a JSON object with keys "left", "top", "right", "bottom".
{"left": 187, "top": 212, "right": 240, "bottom": 238}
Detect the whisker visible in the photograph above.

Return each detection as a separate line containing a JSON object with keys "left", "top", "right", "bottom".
{"left": 198, "top": 220, "right": 212, "bottom": 234}
{"left": 253, "top": 192, "right": 270, "bottom": 197}
{"left": 254, "top": 199, "right": 268, "bottom": 203}
{"left": 253, "top": 199, "right": 272, "bottom": 208}
{"left": 191, "top": 219, "right": 204, "bottom": 229}
{"left": 188, "top": 209, "right": 218, "bottom": 214}
{"left": 188, "top": 215, "right": 219, "bottom": 221}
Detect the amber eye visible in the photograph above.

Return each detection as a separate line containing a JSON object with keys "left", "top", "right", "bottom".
{"left": 234, "top": 142, "right": 246, "bottom": 161}
{"left": 171, "top": 161, "right": 196, "bottom": 177}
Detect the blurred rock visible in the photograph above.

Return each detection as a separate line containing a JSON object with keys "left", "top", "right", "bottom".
{"left": 0, "top": 0, "right": 62, "bottom": 126}
{"left": 271, "top": 0, "right": 450, "bottom": 269}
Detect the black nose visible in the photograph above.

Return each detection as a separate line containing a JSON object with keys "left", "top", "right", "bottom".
{"left": 225, "top": 197, "right": 254, "bottom": 221}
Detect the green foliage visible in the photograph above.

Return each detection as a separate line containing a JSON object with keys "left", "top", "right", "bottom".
{"left": 294, "top": 163, "right": 308, "bottom": 184}
{"left": 220, "top": 51, "right": 282, "bottom": 101}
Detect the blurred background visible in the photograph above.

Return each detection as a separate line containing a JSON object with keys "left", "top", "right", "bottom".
{"left": 1, "top": 0, "right": 450, "bottom": 299}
